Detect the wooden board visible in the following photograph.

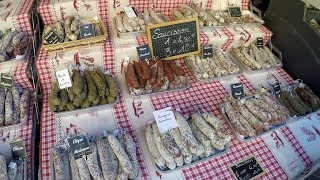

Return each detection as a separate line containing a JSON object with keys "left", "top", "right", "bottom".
{"left": 146, "top": 18, "right": 200, "bottom": 60}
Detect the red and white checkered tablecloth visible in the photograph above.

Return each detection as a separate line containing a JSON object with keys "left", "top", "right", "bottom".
{"left": 0, "top": 0, "right": 34, "bottom": 35}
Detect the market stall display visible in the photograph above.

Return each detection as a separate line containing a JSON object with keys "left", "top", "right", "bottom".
{"left": 145, "top": 111, "right": 230, "bottom": 172}
{"left": 51, "top": 131, "right": 139, "bottom": 180}
{"left": 49, "top": 68, "right": 119, "bottom": 113}
{"left": 36, "top": 0, "right": 320, "bottom": 179}
{"left": 123, "top": 58, "right": 189, "bottom": 95}
{"left": 231, "top": 43, "right": 282, "bottom": 73}
{"left": 221, "top": 93, "right": 290, "bottom": 141}
{"left": 42, "top": 16, "right": 107, "bottom": 51}
{"left": 185, "top": 48, "right": 241, "bottom": 81}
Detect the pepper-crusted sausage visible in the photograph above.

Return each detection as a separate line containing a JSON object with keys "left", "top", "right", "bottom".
{"left": 5, "top": 91, "right": 14, "bottom": 126}
{"left": 19, "top": 90, "right": 29, "bottom": 120}
{"left": 51, "top": 146, "right": 71, "bottom": 180}
{"left": 0, "top": 154, "right": 8, "bottom": 180}
{"left": 12, "top": 86, "right": 20, "bottom": 124}
{"left": 0, "top": 89, "right": 6, "bottom": 126}
{"left": 68, "top": 153, "right": 80, "bottom": 180}
{"left": 108, "top": 134, "right": 133, "bottom": 174}
{"left": 97, "top": 137, "right": 118, "bottom": 180}
{"left": 76, "top": 157, "right": 91, "bottom": 180}
{"left": 123, "top": 132, "right": 139, "bottom": 179}
{"left": 86, "top": 142, "right": 104, "bottom": 180}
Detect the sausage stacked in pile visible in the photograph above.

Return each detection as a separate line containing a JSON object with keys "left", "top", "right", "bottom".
{"left": 145, "top": 112, "right": 230, "bottom": 171}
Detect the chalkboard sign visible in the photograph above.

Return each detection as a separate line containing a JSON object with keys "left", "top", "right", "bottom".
{"left": 44, "top": 30, "right": 62, "bottom": 44}
{"left": 0, "top": 73, "right": 13, "bottom": 89}
{"left": 257, "top": 37, "right": 264, "bottom": 49}
{"left": 228, "top": 7, "right": 242, "bottom": 17}
{"left": 80, "top": 23, "right": 95, "bottom": 39}
{"left": 273, "top": 83, "right": 282, "bottom": 95}
{"left": 10, "top": 139, "right": 27, "bottom": 159}
{"left": 136, "top": 44, "right": 152, "bottom": 60}
{"left": 66, "top": 134, "right": 92, "bottom": 159}
{"left": 147, "top": 18, "right": 200, "bottom": 60}
{"left": 231, "top": 83, "right": 245, "bottom": 99}
{"left": 202, "top": 44, "right": 213, "bottom": 59}
{"left": 229, "top": 156, "right": 265, "bottom": 180}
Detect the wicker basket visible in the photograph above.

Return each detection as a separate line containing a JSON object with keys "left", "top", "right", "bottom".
{"left": 42, "top": 17, "right": 107, "bottom": 52}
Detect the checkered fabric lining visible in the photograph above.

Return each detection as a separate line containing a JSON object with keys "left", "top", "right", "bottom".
{"left": 38, "top": 0, "right": 54, "bottom": 25}
{"left": 277, "top": 68, "right": 294, "bottom": 84}
{"left": 150, "top": 80, "right": 287, "bottom": 179}
{"left": 16, "top": 0, "right": 35, "bottom": 35}
{"left": 259, "top": 26, "right": 273, "bottom": 45}
{"left": 12, "top": 59, "right": 35, "bottom": 176}
{"left": 221, "top": 27, "right": 234, "bottom": 51}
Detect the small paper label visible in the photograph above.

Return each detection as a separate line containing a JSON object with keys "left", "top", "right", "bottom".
{"left": 0, "top": 73, "right": 13, "bottom": 89}
{"left": 153, "top": 108, "right": 177, "bottom": 133}
{"left": 231, "top": 83, "right": 244, "bottom": 99}
{"left": 124, "top": 6, "right": 138, "bottom": 18}
{"left": 56, "top": 69, "right": 72, "bottom": 89}
{"left": 66, "top": 134, "right": 92, "bottom": 159}
{"left": 257, "top": 37, "right": 263, "bottom": 48}
{"left": 273, "top": 83, "right": 282, "bottom": 95}
{"left": 80, "top": 23, "right": 95, "bottom": 39}
{"left": 228, "top": 7, "right": 242, "bottom": 17}
{"left": 44, "top": 30, "right": 62, "bottom": 44}
{"left": 136, "top": 44, "right": 152, "bottom": 60}
{"left": 202, "top": 44, "right": 213, "bottom": 59}
{"left": 10, "top": 139, "right": 27, "bottom": 159}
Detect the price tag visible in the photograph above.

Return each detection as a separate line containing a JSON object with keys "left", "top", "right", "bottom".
{"left": 229, "top": 156, "right": 265, "bottom": 180}
{"left": 147, "top": 18, "right": 200, "bottom": 60}
{"left": 10, "top": 139, "right": 27, "bottom": 159}
{"left": 153, "top": 108, "right": 177, "bottom": 133}
{"left": 56, "top": 69, "right": 72, "bottom": 89}
{"left": 44, "top": 30, "right": 62, "bottom": 44}
{"left": 231, "top": 83, "right": 244, "bottom": 99}
{"left": 273, "top": 83, "right": 282, "bottom": 95}
{"left": 124, "top": 6, "right": 138, "bottom": 18}
{"left": 202, "top": 44, "right": 213, "bottom": 59}
{"left": 257, "top": 37, "right": 264, "bottom": 49}
{"left": 0, "top": 73, "right": 13, "bottom": 89}
{"left": 136, "top": 44, "right": 152, "bottom": 60}
{"left": 228, "top": 7, "right": 242, "bottom": 17}
{"left": 66, "top": 134, "right": 92, "bottom": 159}
{"left": 80, "top": 23, "right": 95, "bottom": 39}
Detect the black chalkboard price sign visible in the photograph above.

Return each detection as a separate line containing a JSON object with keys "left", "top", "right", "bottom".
{"left": 229, "top": 156, "right": 265, "bottom": 180}
{"left": 273, "top": 83, "right": 282, "bottom": 95}
{"left": 257, "top": 37, "right": 264, "bottom": 49}
{"left": 136, "top": 44, "right": 152, "bottom": 60}
{"left": 231, "top": 83, "right": 245, "bottom": 99}
{"left": 66, "top": 134, "right": 92, "bottom": 159}
{"left": 10, "top": 139, "right": 27, "bottom": 159}
{"left": 80, "top": 23, "right": 95, "bottom": 39}
{"left": 228, "top": 7, "right": 242, "bottom": 17}
{"left": 202, "top": 44, "right": 213, "bottom": 59}
{"left": 146, "top": 18, "right": 200, "bottom": 60}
